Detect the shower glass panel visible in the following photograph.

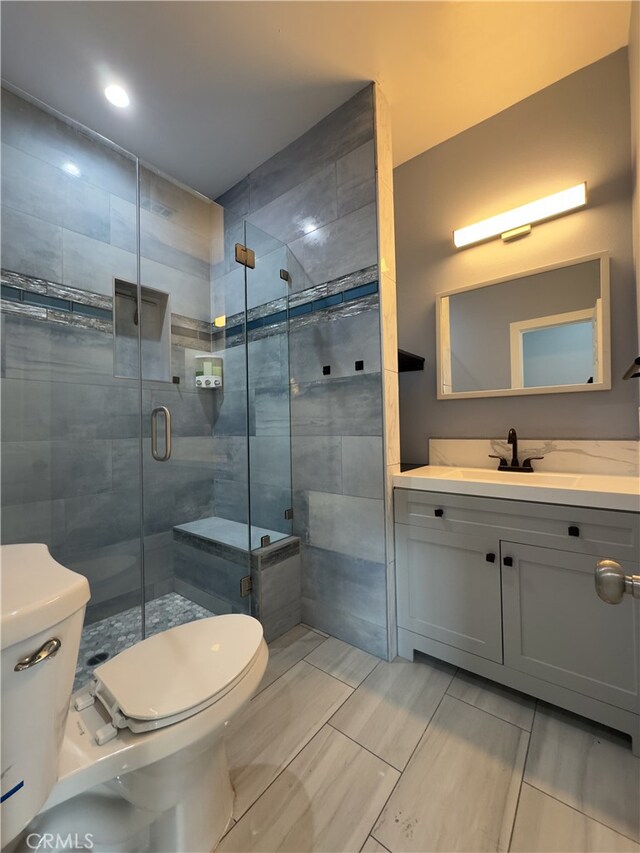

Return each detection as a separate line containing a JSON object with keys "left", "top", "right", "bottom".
{"left": 140, "top": 169, "right": 252, "bottom": 622}
{"left": 0, "top": 89, "right": 144, "bottom": 686}
{"left": 244, "top": 222, "right": 293, "bottom": 546}
{"left": 0, "top": 88, "right": 298, "bottom": 677}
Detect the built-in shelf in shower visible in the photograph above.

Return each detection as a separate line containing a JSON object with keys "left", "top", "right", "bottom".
{"left": 114, "top": 279, "right": 171, "bottom": 382}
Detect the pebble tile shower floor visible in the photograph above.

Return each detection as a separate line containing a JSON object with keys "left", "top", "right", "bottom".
{"left": 74, "top": 592, "right": 214, "bottom": 690}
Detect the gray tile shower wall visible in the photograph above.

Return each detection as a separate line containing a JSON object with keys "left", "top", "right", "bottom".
{"left": 217, "top": 84, "right": 389, "bottom": 657}
{"left": 0, "top": 90, "right": 227, "bottom": 620}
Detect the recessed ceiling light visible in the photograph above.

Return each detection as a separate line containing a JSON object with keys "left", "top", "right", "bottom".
{"left": 104, "top": 84, "right": 130, "bottom": 108}
{"left": 62, "top": 161, "right": 81, "bottom": 177}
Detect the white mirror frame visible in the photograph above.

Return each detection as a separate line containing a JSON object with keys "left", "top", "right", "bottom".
{"left": 436, "top": 251, "right": 611, "bottom": 400}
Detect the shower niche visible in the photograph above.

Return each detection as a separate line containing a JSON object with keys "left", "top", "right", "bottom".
{"left": 114, "top": 279, "right": 171, "bottom": 382}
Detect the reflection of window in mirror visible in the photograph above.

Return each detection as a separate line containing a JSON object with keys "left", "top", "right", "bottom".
{"left": 510, "top": 302, "right": 602, "bottom": 389}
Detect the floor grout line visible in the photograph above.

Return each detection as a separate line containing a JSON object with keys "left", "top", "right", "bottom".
{"left": 227, "top": 718, "right": 355, "bottom": 836}
{"left": 229, "top": 648, "right": 359, "bottom": 824}
{"left": 303, "top": 655, "right": 376, "bottom": 690}
{"left": 230, "top": 637, "right": 409, "bottom": 848}
{"left": 253, "top": 633, "right": 328, "bottom": 697}
{"left": 368, "top": 832, "right": 392, "bottom": 853}
{"left": 507, "top": 699, "right": 536, "bottom": 852}
{"left": 326, "top": 721, "right": 402, "bottom": 772}
{"left": 359, "top": 670, "right": 457, "bottom": 848}
{"left": 522, "top": 780, "right": 640, "bottom": 845}
{"left": 325, "top": 659, "right": 384, "bottom": 728}
{"left": 515, "top": 700, "right": 639, "bottom": 846}
{"left": 300, "top": 622, "right": 329, "bottom": 638}
{"left": 443, "top": 692, "right": 534, "bottom": 733}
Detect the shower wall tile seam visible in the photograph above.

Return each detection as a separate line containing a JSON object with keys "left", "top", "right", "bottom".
{"left": 1, "top": 137, "right": 136, "bottom": 207}
{"left": 247, "top": 193, "right": 379, "bottom": 251}
{"left": 232, "top": 87, "right": 374, "bottom": 215}
{"left": 3, "top": 150, "right": 215, "bottom": 276}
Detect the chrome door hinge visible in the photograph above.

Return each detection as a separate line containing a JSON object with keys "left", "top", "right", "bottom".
{"left": 284, "top": 508, "right": 293, "bottom": 520}
{"left": 235, "top": 243, "right": 255, "bottom": 269}
{"left": 240, "top": 576, "right": 252, "bottom": 597}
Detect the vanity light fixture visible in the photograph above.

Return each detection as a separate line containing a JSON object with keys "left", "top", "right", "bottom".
{"left": 453, "top": 182, "right": 587, "bottom": 248}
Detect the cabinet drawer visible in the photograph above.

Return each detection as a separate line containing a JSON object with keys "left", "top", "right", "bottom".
{"left": 501, "top": 543, "right": 639, "bottom": 712}
{"left": 395, "top": 489, "right": 639, "bottom": 561}
{"left": 396, "top": 524, "right": 502, "bottom": 663}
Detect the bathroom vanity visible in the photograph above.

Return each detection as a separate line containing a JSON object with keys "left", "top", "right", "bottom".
{"left": 394, "top": 466, "right": 640, "bottom": 753}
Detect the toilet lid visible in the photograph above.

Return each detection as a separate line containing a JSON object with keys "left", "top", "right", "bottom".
{"left": 93, "top": 614, "right": 263, "bottom": 723}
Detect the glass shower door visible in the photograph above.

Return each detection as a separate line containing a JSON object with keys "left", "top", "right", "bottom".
{"left": 244, "top": 222, "right": 293, "bottom": 547}
{"left": 138, "top": 168, "right": 253, "bottom": 630}
{"left": 243, "top": 222, "right": 295, "bottom": 641}
{"left": 0, "top": 90, "right": 144, "bottom": 688}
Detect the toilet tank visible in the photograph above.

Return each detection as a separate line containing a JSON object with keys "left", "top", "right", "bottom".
{"left": 1, "top": 544, "right": 90, "bottom": 848}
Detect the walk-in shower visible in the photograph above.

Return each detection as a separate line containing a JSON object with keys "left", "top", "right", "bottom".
{"left": 1, "top": 88, "right": 299, "bottom": 687}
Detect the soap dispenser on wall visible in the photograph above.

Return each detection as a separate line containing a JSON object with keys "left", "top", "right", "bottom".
{"left": 194, "top": 355, "right": 223, "bottom": 389}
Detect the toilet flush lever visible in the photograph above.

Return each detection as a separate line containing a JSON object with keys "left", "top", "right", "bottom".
{"left": 14, "top": 637, "right": 61, "bottom": 671}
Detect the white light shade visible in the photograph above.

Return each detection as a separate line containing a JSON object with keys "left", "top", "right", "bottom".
{"left": 453, "top": 182, "right": 587, "bottom": 248}
{"left": 104, "top": 84, "right": 130, "bottom": 108}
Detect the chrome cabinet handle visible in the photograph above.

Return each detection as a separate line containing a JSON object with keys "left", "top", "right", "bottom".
{"left": 151, "top": 406, "right": 172, "bottom": 461}
{"left": 15, "top": 637, "right": 61, "bottom": 671}
{"left": 595, "top": 559, "right": 640, "bottom": 604}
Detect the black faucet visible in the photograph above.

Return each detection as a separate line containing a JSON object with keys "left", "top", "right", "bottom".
{"left": 489, "top": 427, "right": 544, "bottom": 472}
{"left": 507, "top": 428, "right": 519, "bottom": 468}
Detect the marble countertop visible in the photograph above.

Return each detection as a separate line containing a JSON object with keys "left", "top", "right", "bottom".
{"left": 393, "top": 465, "right": 640, "bottom": 512}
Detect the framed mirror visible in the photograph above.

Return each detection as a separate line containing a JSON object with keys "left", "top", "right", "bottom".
{"left": 436, "top": 252, "right": 610, "bottom": 399}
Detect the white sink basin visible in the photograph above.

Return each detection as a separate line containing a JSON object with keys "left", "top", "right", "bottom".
{"left": 445, "top": 468, "right": 580, "bottom": 488}
{"left": 394, "top": 465, "right": 640, "bottom": 511}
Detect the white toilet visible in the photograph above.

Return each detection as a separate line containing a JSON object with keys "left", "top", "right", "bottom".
{"left": 0, "top": 544, "right": 268, "bottom": 853}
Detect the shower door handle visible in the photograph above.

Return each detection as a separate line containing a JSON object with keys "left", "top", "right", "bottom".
{"left": 151, "top": 406, "right": 172, "bottom": 461}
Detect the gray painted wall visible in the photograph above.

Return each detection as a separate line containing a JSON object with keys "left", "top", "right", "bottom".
{"left": 394, "top": 50, "right": 638, "bottom": 464}
{"left": 218, "top": 86, "right": 390, "bottom": 658}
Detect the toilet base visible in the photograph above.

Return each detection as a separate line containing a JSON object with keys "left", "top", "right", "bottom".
{"left": 12, "top": 738, "right": 235, "bottom": 853}
{"left": 147, "top": 737, "right": 234, "bottom": 853}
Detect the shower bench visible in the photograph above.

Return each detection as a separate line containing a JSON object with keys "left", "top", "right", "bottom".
{"left": 172, "top": 516, "right": 301, "bottom": 642}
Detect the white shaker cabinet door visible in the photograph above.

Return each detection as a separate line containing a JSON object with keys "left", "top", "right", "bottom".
{"left": 501, "top": 542, "right": 639, "bottom": 712}
{"left": 396, "top": 524, "right": 503, "bottom": 663}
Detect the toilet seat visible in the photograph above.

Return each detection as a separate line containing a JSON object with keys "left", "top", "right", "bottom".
{"left": 86, "top": 614, "right": 263, "bottom": 737}
{"left": 43, "top": 636, "right": 268, "bottom": 815}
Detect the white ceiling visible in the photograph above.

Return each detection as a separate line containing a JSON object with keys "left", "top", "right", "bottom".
{"left": 0, "top": 1, "right": 632, "bottom": 200}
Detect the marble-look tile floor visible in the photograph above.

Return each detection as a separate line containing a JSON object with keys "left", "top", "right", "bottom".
{"left": 220, "top": 625, "right": 640, "bottom": 853}
{"left": 74, "top": 592, "right": 214, "bottom": 690}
